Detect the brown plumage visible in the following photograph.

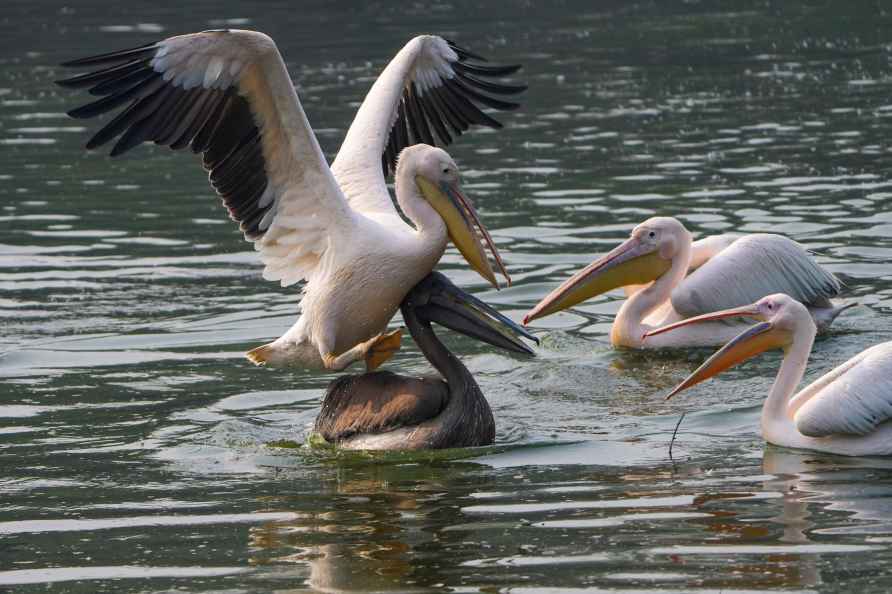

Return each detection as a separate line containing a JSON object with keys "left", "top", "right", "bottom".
{"left": 315, "top": 372, "right": 447, "bottom": 443}
{"left": 312, "top": 272, "right": 536, "bottom": 450}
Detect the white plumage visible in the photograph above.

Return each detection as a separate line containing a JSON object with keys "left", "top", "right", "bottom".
{"left": 656, "top": 294, "right": 892, "bottom": 457}
{"left": 671, "top": 234, "right": 840, "bottom": 320}
{"left": 58, "top": 30, "right": 524, "bottom": 370}
{"left": 792, "top": 342, "right": 892, "bottom": 439}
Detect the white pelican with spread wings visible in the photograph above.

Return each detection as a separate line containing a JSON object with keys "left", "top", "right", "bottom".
{"left": 58, "top": 30, "right": 525, "bottom": 371}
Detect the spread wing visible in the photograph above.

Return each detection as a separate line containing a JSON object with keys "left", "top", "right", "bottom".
{"left": 57, "top": 29, "right": 358, "bottom": 287}
{"left": 792, "top": 342, "right": 892, "bottom": 437}
{"left": 671, "top": 234, "right": 841, "bottom": 317}
{"left": 314, "top": 371, "right": 448, "bottom": 443}
{"left": 330, "top": 35, "right": 525, "bottom": 215}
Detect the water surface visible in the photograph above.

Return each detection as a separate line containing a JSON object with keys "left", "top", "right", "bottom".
{"left": 4, "top": 1, "right": 892, "bottom": 592}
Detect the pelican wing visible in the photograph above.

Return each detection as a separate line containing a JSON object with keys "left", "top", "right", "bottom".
{"left": 688, "top": 234, "right": 740, "bottom": 271}
{"left": 671, "top": 234, "right": 841, "bottom": 317}
{"left": 331, "top": 35, "right": 524, "bottom": 215}
{"left": 58, "top": 29, "right": 357, "bottom": 287}
{"left": 792, "top": 342, "right": 892, "bottom": 437}
{"left": 314, "top": 372, "right": 448, "bottom": 443}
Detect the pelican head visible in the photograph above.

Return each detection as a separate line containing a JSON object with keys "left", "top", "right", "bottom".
{"left": 397, "top": 144, "right": 510, "bottom": 289}
{"left": 404, "top": 271, "right": 537, "bottom": 356}
{"left": 523, "top": 216, "right": 688, "bottom": 324}
{"left": 644, "top": 293, "right": 811, "bottom": 399}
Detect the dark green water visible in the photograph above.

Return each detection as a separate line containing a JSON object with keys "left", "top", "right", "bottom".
{"left": 4, "top": 0, "right": 892, "bottom": 591}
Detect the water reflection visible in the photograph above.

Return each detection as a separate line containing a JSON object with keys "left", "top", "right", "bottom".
{"left": 5, "top": 0, "right": 892, "bottom": 591}
{"left": 248, "top": 467, "right": 464, "bottom": 593}
{"left": 764, "top": 447, "right": 892, "bottom": 538}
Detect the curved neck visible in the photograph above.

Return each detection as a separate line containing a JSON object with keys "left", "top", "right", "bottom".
{"left": 403, "top": 304, "right": 467, "bottom": 387}
{"left": 612, "top": 238, "right": 691, "bottom": 346}
{"left": 401, "top": 304, "right": 495, "bottom": 447}
{"left": 762, "top": 325, "right": 815, "bottom": 436}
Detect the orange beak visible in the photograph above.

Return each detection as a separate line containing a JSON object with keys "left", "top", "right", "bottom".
{"left": 523, "top": 235, "right": 670, "bottom": 324}
{"left": 644, "top": 305, "right": 791, "bottom": 399}
{"left": 416, "top": 176, "right": 511, "bottom": 289}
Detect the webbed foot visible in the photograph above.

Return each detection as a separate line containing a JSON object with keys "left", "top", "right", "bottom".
{"left": 364, "top": 328, "right": 403, "bottom": 371}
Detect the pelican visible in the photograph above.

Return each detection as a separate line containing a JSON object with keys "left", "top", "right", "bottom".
{"left": 523, "top": 216, "right": 851, "bottom": 348}
{"left": 56, "top": 30, "right": 525, "bottom": 370}
{"left": 648, "top": 294, "right": 892, "bottom": 457}
{"left": 314, "top": 271, "right": 537, "bottom": 450}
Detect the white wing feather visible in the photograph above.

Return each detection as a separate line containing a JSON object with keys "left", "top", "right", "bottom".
{"left": 61, "top": 29, "right": 359, "bottom": 288}
{"left": 792, "top": 342, "right": 892, "bottom": 437}
{"left": 672, "top": 234, "right": 841, "bottom": 317}
{"left": 688, "top": 234, "right": 739, "bottom": 270}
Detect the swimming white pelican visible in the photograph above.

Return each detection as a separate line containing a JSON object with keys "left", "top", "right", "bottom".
{"left": 523, "top": 216, "right": 851, "bottom": 348}
{"left": 647, "top": 294, "right": 892, "bottom": 457}
{"left": 57, "top": 30, "right": 525, "bottom": 370}
{"left": 315, "top": 271, "right": 536, "bottom": 450}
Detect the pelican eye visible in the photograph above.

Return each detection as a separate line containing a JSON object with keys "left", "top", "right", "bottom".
{"left": 442, "top": 167, "right": 451, "bottom": 174}
{"left": 648, "top": 231, "right": 656, "bottom": 238}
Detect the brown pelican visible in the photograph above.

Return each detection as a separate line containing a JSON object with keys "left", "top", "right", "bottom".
{"left": 57, "top": 30, "right": 524, "bottom": 371}
{"left": 523, "top": 216, "right": 851, "bottom": 348}
{"left": 649, "top": 294, "right": 892, "bottom": 457}
{"left": 314, "top": 272, "right": 536, "bottom": 450}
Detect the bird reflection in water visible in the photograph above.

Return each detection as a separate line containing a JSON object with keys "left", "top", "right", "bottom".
{"left": 247, "top": 464, "right": 479, "bottom": 592}
{"left": 668, "top": 447, "right": 892, "bottom": 590}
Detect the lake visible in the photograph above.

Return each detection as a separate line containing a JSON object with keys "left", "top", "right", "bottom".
{"left": 3, "top": 0, "right": 892, "bottom": 591}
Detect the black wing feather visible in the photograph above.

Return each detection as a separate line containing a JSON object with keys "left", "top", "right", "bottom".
{"left": 89, "top": 65, "right": 159, "bottom": 96}
{"left": 59, "top": 43, "right": 159, "bottom": 67}
{"left": 407, "top": 85, "right": 436, "bottom": 146}
{"left": 380, "top": 41, "right": 525, "bottom": 176}
{"left": 452, "top": 61, "right": 522, "bottom": 78}
{"left": 429, "top": 86, "right": 469, "bottom": 135}
{"left": 57, "top": 37, "right": 277, "bottom": 241}
{"left": 56, "top": 59, "right": 149, "bottom": 90}
{"left": 440, "top": 80, "right": 502, "bottom": 129}
{"left": 447, "top": 77, "right": 521, "bottom": 111}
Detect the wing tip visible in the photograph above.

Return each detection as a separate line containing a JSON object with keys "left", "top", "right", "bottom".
{"left": 55, "top": 76, "right": 83, "bottom": 88}
{"left": 65, "top": 105, "right": 93, "bottom": 120}
{"left": 83, "top": 138, "right": 104, "bottom": 152}
{"left": 58, "top": 42, "right": 159, "bottom": 68}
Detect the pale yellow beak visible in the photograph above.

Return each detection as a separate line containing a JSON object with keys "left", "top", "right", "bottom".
{"left": 644, "top": 305, "right": 792, "bottom": 400}
{"left": 523, "top": 235, "right": 671, "bottom": 324}
{"left": 416, "top": 176, "right": 510, "bottom": 289}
